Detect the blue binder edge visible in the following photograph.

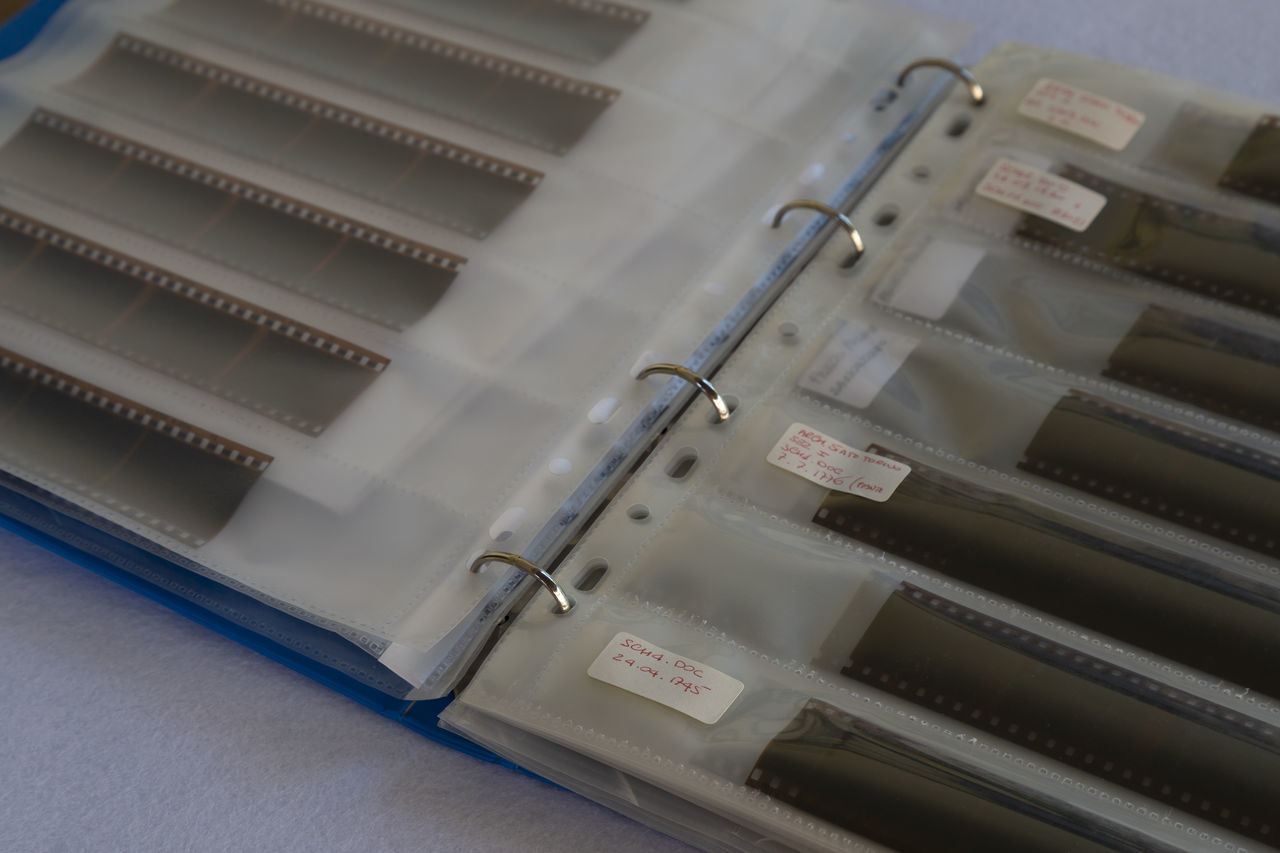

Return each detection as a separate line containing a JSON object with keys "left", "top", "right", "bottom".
{"left": 0, "top": 475, "right": 527, "bottom": 771}
{"left": 0, "top": 0, "right": 68, "bottom": 58}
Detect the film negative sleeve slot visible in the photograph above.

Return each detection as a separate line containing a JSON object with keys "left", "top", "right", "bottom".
{"left": 0, "top": 110, "right": 464, "bottom": 330}
{"left": 747, "top": 698, "right": 1171, "bottom": 853}
{"left": 0, "top": 347, "right": 271, "bottom": 544}
{"left": 69, "top": 35, "right": 543, "bottom": 238}
{"left": 1013, "top": 165, "right": 1280, "bottom": 319}
{"left": 0, "top": 208, "right": 388, "bottom": 434}
{"left": 1018, "top": 390, "right": 1280, "bottom": 559}
{"left": 1219, "top": 114, "right": 1280, "bottom": 203}
{"left": 161, "top": 0, "right": 620, "bottom": 153}
{"left": 1101, "top": 304, "right": 1280, "bottom": 432}
{"left": 381, "top": 0, "right": 649, "bottom": 64}
{"left": 811, "top": 444, "right": 1280, "bottom": 699}
{"left": 843, "top": 583, "right": 1280, "bottom": 844}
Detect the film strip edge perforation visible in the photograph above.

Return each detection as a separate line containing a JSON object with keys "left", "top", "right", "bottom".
{"left": 551, "top": 0, "right": 649, "bottom": 25}
{"left": 263, "top": 0, "right": 621, "bottom": 102}
{"left": 27, "top": 109, "right": 467, "bottom": 274}
{"left": 109, "top": 34, "right": 544, "bottom": 187}
{"left": 0, "top": 207, "right": 390, "bottom": 374}
{"left": 0, "top": 347, "right": 272, "bottom": 472}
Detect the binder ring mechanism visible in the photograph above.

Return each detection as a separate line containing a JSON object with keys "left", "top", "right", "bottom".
{"left": 896, "top": 58, "right": 985, "bottom": 106}
{"left": 771, "top": 200, "right": 864, "bottom": 268}
{"left": 636, "top": 363, "right": 732, "bottom": 423}
{"left": 469, "top": 551, "right": 574, "bottom": 615}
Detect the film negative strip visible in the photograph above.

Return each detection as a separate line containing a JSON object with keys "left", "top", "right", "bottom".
{"left": 381, "top": 0, "right": 649, "bottom": 64}
{"left": 1220, "top": 114, "right": 1280, "bottom": 204}
{"left": 0, "top": 208, "right": 387, "bottom": 434}
{"left": 1015, "top": 165, "right": 1280, "bottom": 319}
{"left": 0, "top": 110, "right": 462, "bottom": 330}
{"left": 1102, "top": 305, "right": 1280, "bottom": 432}
{"left": 162, "top": 0, "right": 621, "bottom": 154}
{"left": 748, "top": 698, "right": 1174, "bottom": 853}
{"left": 0, "top": 347, "right": 270, "bottom": 544}
{"left": 812, "top": 445, "right": 1280, "bottom": 698}
{"left": 843, "top": 583, "right": 1280, "bottom": 844}
{"left": 69, "top": 35, "right": 542, "bottom": 239}
{"left": 1019, "top": 390, "right": 1280, "bottom": 559}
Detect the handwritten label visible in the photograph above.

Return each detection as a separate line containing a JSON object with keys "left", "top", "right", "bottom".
{"left": 767, "top": 423, "right": 910, "bottom": 501}
{"left": 587, "top": 633, "right": 743, "bottom": 724}
{"left": 1018, "top": 78, "right": 1145, "bottom": 151}
{"left": 975, "top": 157, "right": 1107, "bottom": 232}
{"left": 798, "top": 320, "right": 917, "bottom": 408}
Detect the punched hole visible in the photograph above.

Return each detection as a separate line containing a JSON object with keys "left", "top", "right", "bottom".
{"left": 627, "top": 503, "right": 651, "bottom": 522}
{"left": 946, "top": 113, "right": 972, "bottom": 138}
{"left": 573, "top": 558, "right": 609, "bottom": 592}
{"left": 706, "top": 394, "right": 740, "bottom": 423}
{"left": 873, "top": 205, "right": 899, "bottom": 227}
{"left": 871, "top": 88, "right": 898, "bottom": 112}
{"left": 912, "top": 164, "right": 931, "bottom": 181}
{"left": 665, "top": 447, "right": 699, "bottom": 480}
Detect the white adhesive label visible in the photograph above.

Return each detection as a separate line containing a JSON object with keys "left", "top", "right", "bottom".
{"left": 1018, "top": 78, "right": 1145, "bottom": 151}
{"left": 798, "top": 320, "right": 917, "bottom": 408}
{"left": 975, "top": 157, "right": 1107, "bottom": 232}
{"left": 767, "top": 423, "right": 910, "bottom": 501}
{"left": 587, "top": 633, "right": 743, "bottom": 725}
{"left": 876, "top": 240, "right": 986, "bottom": 320}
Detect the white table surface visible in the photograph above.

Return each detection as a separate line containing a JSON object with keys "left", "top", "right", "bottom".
{"left": 3, "top": 1, "right": 1278, "bottom": 851}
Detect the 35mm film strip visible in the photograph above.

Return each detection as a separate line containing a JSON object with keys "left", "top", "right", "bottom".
{"left": 71, "top": 35, "right": 543, "bottom": 238}
{"left": 0, "top": 207, "right": 387, "bottom": 433}
{"left": 0, "top": 347, "right": 270, "bottom": 544}
{"left": 0, "top": 110, "right": 462, "bottom": 329}
{"left": 162, "top": 0, "right": 620, "bottom": 153}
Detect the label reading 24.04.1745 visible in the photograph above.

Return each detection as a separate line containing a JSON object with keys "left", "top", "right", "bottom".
{"left": 587, "top": 632, "right": 744, "bottom": 724}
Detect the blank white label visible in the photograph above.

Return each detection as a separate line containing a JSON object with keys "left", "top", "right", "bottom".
{"left": 587, "top": 632, "right": 743, "bottom": 725}
{"left": 975, "top": 157, "right": 1107, "bottom": 232}
{"left": 876, "top": 239, "right": 986, "bottom": 320}
{"left": 767, "top": 423, "right": 910, "bottom": 502}
{"left": 1018, "top": 78, "right": 1145, "bottom": 151}
{"left": 798, "top": 320, "right": 918, "bottom": 408}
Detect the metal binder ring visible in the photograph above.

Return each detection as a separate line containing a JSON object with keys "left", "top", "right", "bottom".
{"left": 635, "top": 363, "right": 731, "bottom": 423}
{"left": 771, "top": 200, "right": 864, "bottom": 266}
{"left": 469, "top": 551, "right": 575, "bottom": 615}
{"left": 896, "top": 58, "right": 985, "bottom": 105}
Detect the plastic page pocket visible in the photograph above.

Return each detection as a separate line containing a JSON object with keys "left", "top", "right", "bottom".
{"left": 840, "top": 581, "right": 1280, "bottom": 846}
{"left": 68, "top": 35, "right": 543, "bottom": 239}
{"left": 160, "top": 0, "right": 620, "bottom": 154}
{"left": 812, "top": 444, "right": 1280, "bottom": 699}
{"left": 1103, "top": 305, "right": 1280, "bottom": 433}
{"left": 1146, "top": 103, "right": 1280, "bottom": 208}
{"left": 797, "top": 318, "right": 918, "bottom": 409}
{"left": 0, "top": 110, "right": 461, "bottom": 329}
{"left": 0, "top": 208, "right": 386, "bottom": 434}
{"left": 1220, "top": 113, "right": 1280, "bottom": 204}
{"left": 587, "top": 632, "right": 744, "bottom": 725}
{"left": 378, "top": 0, "right": 650, "bottom": 64}
{"left": 0, "top": 346, "right": 269, "bottom": 545}
{"left": 1013, "top": 164, "right": 1280, "bottom": 319}
{"left": 749, "top": 699, "right": 1140, "bottom": 853}
{"left": 1021, "top": 390, "right": 1280, "bottom": 559}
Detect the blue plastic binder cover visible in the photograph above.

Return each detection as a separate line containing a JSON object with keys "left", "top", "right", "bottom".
{"left": 0, "top": 0, "right": 513, "bottom": 763}
{"left": 0, "top": 0, "right": 66, "bottom": 58}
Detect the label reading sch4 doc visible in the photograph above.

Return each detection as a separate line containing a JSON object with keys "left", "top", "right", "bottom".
{"left": 587, "top": 632, "right": 744, "bottom": 724}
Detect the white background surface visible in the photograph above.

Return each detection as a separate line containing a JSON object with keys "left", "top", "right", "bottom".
{"left": 3, "top": 2, "right": 1278, "bottom": 851}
